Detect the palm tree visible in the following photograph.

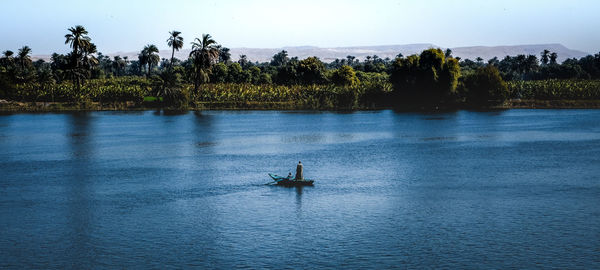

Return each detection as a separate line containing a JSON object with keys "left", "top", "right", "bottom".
{"left": 217, "top": 46, "right": 231, "bottom": 63}
{"left": 347, "top": 55, "right": 356, "bottom": 66}
{"left": 189, "top": 34, "right": 219, "bottom": 93}
{"left": 81, "top": 43, "right": 98, "bottom": 71}
{"left": 549, "top": 52, "right": 558, "bottom": 65}
{"left": 140, "top": 44, "right": 159, "bottom": 76}
{"left": 166, "top": 30, "right": 184, "bottom": 67}
{"left": 65, "top": 25, "right": 92, "bottom": 91}
{"left": 37, "top": 66, "right": 56, "bottom": 101}
{"left": 541, "top": 49, "right": 550, "bottom": 65}
{"left": 50, "top": 52, "right": 67, "bottom": 74}
{"left": 270, "top": 50, "right": 288, "bottom": 66}
{"left": 112, "top": 56, "right": 126, "bottom": 76}
{"left": 445, "top": 48, "right": 453, "bottom": 58}
{"left": 64, "top": 25, "right": 91, "bottom": 69}
{"left": 238, "top": 54, "right": 249, "bottom": 68}
{"left": 17, "top": 46, "right": 32, "bottom": 70}
{"left": 2, "top": 50, "right": 13, "bottom": 58}
{"left": 1, "top": 50, "right": 14, "bottom": 69}
{"left": 152, "top": 69, "right": 182, "bottom": 105}
{"left": 138, "top": 51, "right": 148, "bottom": 75}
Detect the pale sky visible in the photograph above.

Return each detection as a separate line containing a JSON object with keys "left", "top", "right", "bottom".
{"left": 1, "top": 0, "right": 599, "bottom": 55}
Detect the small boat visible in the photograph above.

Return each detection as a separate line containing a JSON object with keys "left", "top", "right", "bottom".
{"left": 268, "top": 173, "right": 314, "bottom": 186}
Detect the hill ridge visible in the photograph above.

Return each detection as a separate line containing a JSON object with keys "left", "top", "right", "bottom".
{"left": 32, "top": 43, "right": 590, "bottom": 63}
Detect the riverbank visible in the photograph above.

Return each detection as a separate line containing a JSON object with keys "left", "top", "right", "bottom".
{"left": 2, "top": 99, "right": 600, "bottom": 112}
{"left": 507, "top": 99, "right": 600, "bottom": 109}
{"left": 0, "top": 100, "right": 316, "bottom": 112}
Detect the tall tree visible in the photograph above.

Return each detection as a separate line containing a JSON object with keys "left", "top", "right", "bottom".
{"left": 81, "top": 43, "right": 98, "bottom": 72}
{"left": 390, "top": 48, "right": 461, "bottom": 103}
{"left": 2, "top": 50, "right": 13, "bottom": 58}
{"left": 238, "top": 54, "right": 249, "bottom": 69}
{"left": 1, "top": 50, "right": 15, "bottom": 69}
{"left": 140, "top": 44, "right": 160, "bottom": 76}
{"left": 549, "top": 52, "right": 558, "bottom": 65}
{"left": 64, "top": 25, "right": 92, "bottom": 90}
{"left": 445, "top": 48, "right": 453, "bottom": 58}
{"left": 298, "top": 57, "right": 326, "bottom": 84}
{"left": 488, "top": 56, "right": 499, "bottom": 66}
{"left": 346, "top": 55, "right": 357, "bottom": 66}
{"left": 138, "top": 52, "right": 148, "bottom": 75}
{"left": 17, "top": 46, "right": 32, "bottom": 70}
{"left": 166, "top": 30, "right": 184, "bottom": 67}
{"left": 189, "top": 34, "right": 219, "bottom": 94}
{"left": 271, "top": 50, "right": 289, "bottom": 66}
{"left": 217, "top": 46, "right": 231, "bottom": 63}
{"left": 112, "top": 56, "right": 126, "bottom": 76}
{"left": 64, "top": 25, "right": 91, "bottom": 69}
{"left": 541, "top": 49, "right": 550, "bottom": 65}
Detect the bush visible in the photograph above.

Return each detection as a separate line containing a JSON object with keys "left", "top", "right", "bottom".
{"left": 298, "top": 57, "right": 327, "bottom": 84}
{"left": 464, "top": 65, "right": 509, "bottom": 106}
{"left": 331, "top": 65, "right": 359, "bottom": 86}
{"left": 390, "top": 48, "right": 461, "bottom": 103}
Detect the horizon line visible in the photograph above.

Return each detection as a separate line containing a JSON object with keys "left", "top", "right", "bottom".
{"left": 25, "top": 42, "right": 594, "bottom": 58}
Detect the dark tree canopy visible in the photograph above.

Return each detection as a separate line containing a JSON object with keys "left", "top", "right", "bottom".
{"left": 390, "top": 48, "right": 461, "bottom": 103}
{"left": 297, "top": 57, "right": 326, "bottom": 85}
{"left": 331, "top": 65, "right": 359, "bottom": 86}
{"left": 271, "top": 50, "right": 289, "bottom": 67}
{"left": 464, "top": 65, "right": 509, "bottom": 106}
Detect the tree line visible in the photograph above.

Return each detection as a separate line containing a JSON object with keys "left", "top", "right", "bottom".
{"left": 1, "top": 25, "right": 600, "bottom": 109}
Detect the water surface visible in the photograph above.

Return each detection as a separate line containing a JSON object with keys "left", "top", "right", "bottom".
{"left": 1, "top": 110, "right": 599, "bottom": 268}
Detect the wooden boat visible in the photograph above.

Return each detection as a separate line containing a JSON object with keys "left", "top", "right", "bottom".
{"left": 268, "top": 173, "right": 314, "bottom": 186}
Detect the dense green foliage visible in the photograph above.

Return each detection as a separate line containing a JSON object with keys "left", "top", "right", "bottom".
{"left": 5, "top": 80, "right": 390, "bottom": 110}
{"left": 464, "top": 65, "right": 509, "bottom": 105}
{"left": 390, "top": 49, "right": 461, "bottom": 103}
{"left": 2, "top": 25, "right": 600, "bottom": 109}
{"left": 508, "top": 80, "right": 600, "bottom": 100}
{"left": 331, "top": 65, "right": 359, "bottom": 86}
{"left": 12, "top": 77, "right": 149, "bottom": 102}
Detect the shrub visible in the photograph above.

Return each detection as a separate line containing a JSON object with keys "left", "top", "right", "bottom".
{"left": 464, "top": 65, "right": 509, "bottom": 106}
{"left": 331, "top": 65, "right": 359, "bottom": 86}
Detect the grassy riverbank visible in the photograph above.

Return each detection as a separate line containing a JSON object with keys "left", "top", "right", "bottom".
{"left": 2, "top": 77, "right": 600, "bottom": 111}
{"left": 3, "top": 98, "right": 600, "bottom": 112}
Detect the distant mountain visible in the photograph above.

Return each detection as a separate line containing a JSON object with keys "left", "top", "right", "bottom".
{"left": 223, "top": 44, "right": 439, "bottom": 63}
{"left": 32, "top": 44, "right": 590, "bottom": 64}
{"left": 145, "top": 43, "right": 591, "bottom": 64}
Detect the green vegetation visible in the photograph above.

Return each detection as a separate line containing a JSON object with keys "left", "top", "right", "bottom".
{"left": 167, "top": 30, "right": 184, "bottom": 67}
{"left": 13, "top": 77, "right": 148, "bottom": 102}
{"left": 1, "top": 25, "right": 600, "bottom": 110}
{"left": 390, "top": 48, "right": 460, "bottom": 104}
{"left": 464, "top": 65, "right": 509, "bottom": 106}
{"left": 508, "top": 80, "right": 600, "bottom": 100}
{"left": 331, "top": 65, "right": 359, "bottom": 86}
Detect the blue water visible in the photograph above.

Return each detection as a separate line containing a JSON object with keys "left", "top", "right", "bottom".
{"left": 1, "top": 110, "right": 599, "bottom": 269}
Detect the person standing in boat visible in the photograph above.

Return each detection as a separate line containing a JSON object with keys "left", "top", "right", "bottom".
{"left": 295, "top": 161, "right": 303, "bottom": 180}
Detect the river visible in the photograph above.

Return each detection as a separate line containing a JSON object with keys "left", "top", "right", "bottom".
{"left": 1, "top": 110, "right": 599, "bottom": 268}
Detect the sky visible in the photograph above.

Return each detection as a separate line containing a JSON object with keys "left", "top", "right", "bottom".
{"left": 1, "top": 0, "right": 599, "bottom": 55}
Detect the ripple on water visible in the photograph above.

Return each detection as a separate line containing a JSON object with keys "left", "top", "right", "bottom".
{"left": 0, "top": 110, "right": 599, "bottom": 268}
